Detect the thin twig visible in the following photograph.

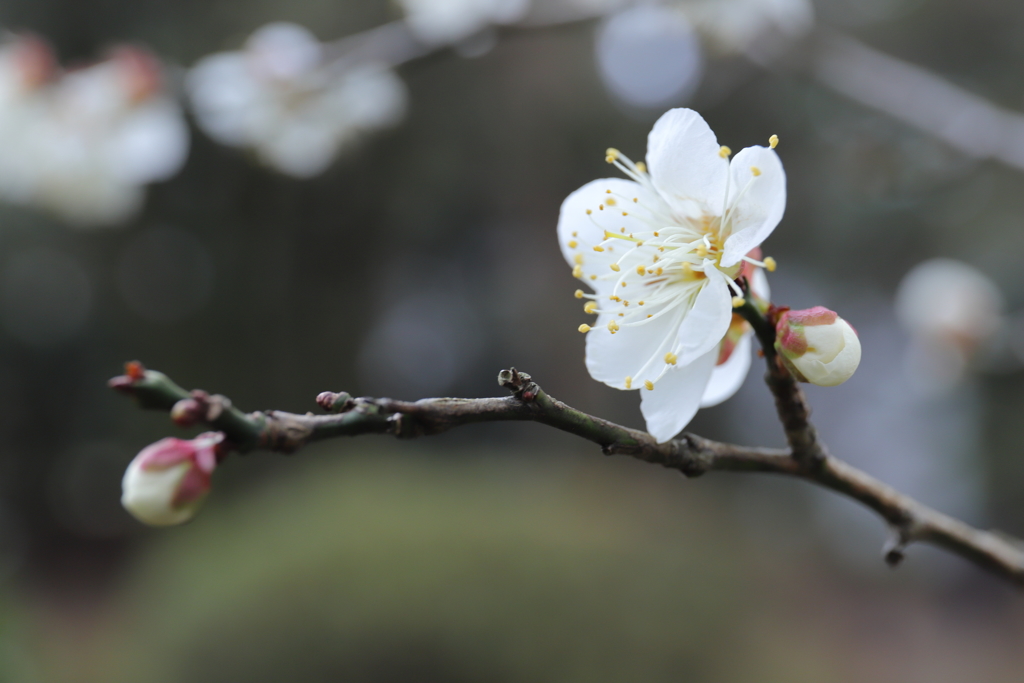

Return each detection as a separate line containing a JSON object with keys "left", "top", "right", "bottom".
{"left": 109, "top": 358, "right": 1024, "bottom": 586}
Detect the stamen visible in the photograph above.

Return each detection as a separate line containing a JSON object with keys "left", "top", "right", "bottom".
{"left": 589, "top": 275, "right": 597, "bottom": 280}
{"left": 593, "top": 246, "right": 605, "bottom": 252}
{"left": 574, "top": 254, "right": 584, "bottom": 265}
{"left": 635, "top": 161, "right": 646, "bottom": 173}
{"left": 664, "top": 352, "right": 678, "bottom": 365}
{"left": 568, "top": 240, "right": 578, "bottom": 249}
{"left": 732, "top": 296, "right": 745, "bottom": 308}
{"left": 624, "top": 376, "right": 632, "bottom": 389}
{"left": 586, "top": 209, "right": 592, "bottom": 215}
{"left": 751, "top": 166, "right": 761, "bottom": 177}
{"left": 769, "top": 134, "right": 779, "bottom": 149}
{"left": 584, "top": 301, "right": 597, "bottom": 314}
{"left": 764, "top": 256, "right": 777, "bottom": 272}
{"left": 607, "top": 320, "right": 620, "bottom": 333}
{"left": 572, "top": 265, "right": 583, "bottom": 278}
{"left": 609, "top": 264, "right": 620, "bottom": 272}
{"left": 607, "top": 198, "right": 617, "bottom": 206}
{"left": 578, "top": 324, "right": 591, "bottom": 333}
{"left": 574, "top": 289, "right": 584, "bottom": 299}
{"left": 605, "top": 148, "right": 620, "bottom": 163}
{"left": 644, "top": 380, "right": 654, "bottom": 390}
{"left": 719, "top": 146, "right": 732, "bottom": 158}
{"left": 638, "top": 301, "right": 645, "bottom": 306}
{"left": 636, "top": 265, "right": 646, "bottom": 276}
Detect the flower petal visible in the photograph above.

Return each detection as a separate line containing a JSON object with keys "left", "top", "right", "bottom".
{"left": 640, "top": 348, "right": 717, "bottom": 443}
{"left": 585, "top": 301, "right": 686, "bottom": 389}
{"left": 721, "top": 145, "right": 785, "bottom": 267}
{"left": 674, "top": 264, "right": 732, "bottom": 367}
{"left": 700, "top": 332, "right": 751, "bottom": 408}
{"left": 750, "top": 266, "right": 770, "bottom": 300}
{"left": 558, "top": 177, "right": 671, "bottom": 294}
{"left": 646, "top": 108, "right": 729, "bottom": 219}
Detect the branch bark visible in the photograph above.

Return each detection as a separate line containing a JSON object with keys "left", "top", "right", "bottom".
{"left": 110, "top": 360, "right": 1024, "bottom": 587}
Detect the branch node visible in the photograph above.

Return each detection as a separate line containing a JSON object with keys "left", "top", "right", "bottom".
{"left": 498, "top": 367, "right": 539, "bottom": 401}
{"left": 316, "top": 391, "right": 355, "bottom": 413}
{"left": 883, "top": 527, "right": 911, "bottom": 568}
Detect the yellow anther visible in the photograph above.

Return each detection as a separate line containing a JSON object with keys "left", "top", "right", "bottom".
{"left": 593, "top": 245, "right": 605, "bottom": 252}
{"left": 636, "top": 265, "right": 646, "bottom": 276}
{"left": 568, "top": 240, "right": 578, "bottom": 249}
{"left": 664, "top": 352, "right": 678, "bottom": 365}
{"left": 584, "top": 301, "right": 597, "bottom": 314}
{"left": 574, "top": 289, "right": 584, "bottom": 299}
{"left": 623, "top": 301, "right": 629, "bottom": 307}
{"left": 632, "top": 197, "right": 638, "bottom": 203}
{"left": 572, "top": 231, "right": 578, "bottom": 237}
{"left": 638, "top": 300, "right": 645, "bottom": 306}
{"left": 621, "top": 212, "right": 628, "bottom": 216}
{"left": 605, "top": 189, "right": 612, "bottom": 194}
{"left": 586, "top": 209, "right": 592, "bottom": 215}
{"left": 620, "top": 227, "right": 626, "bottom": 233}
{"left": 769, "top": 134, "right": 779, "bottom": 149}
{"left": 607, "top": 197, "right": 617, "bottom": 206}
{"left": 599, "top": 204, "right": 604, "bottom": 211}
{"left": 610, "top": 263, "right": 620, "bottom": 272}
{"left": 578, "top": 324, "right": 591, "bottom": 333}
{"left": 751, "top": 166, "right": 762, "bottom": 177}
{"left": 635, "top": 161, "right": 647, "bottom": 173}
{"left": 763, "top": 256, "right": 777, "bottom": 272}
{"left": 607, "top": 320, "right": 620, "bottom": 333}
{"left": 653, "top": 231, "right": 659, "bottom": 237}
{"left": 696, "top": 245, "right": 709, "bottom": 258}
{"left": 647, "top": 314, "right": 652, "bottom": 318}
{"left": 621, "top": 282, "right": 627, "bottom": 287}
{"left": 719, "top": 146, "right": 732, "bottom": 158}
{"left": 624, "top": 376, "right": 632, "bottom": 389}
{"left": 619, "top": 312, "right": 624, "bottom": 317}
{"left": 732, "top": 296, "right": 745, "bottom": 308}
{"left": 606, "top": 148, "right": 620, "bottom": 163}
{"left": 574, "top": 253, "right": 584, "bottom": 265}
{"left": 636, "top": 241, "right": 643, "bottom": 247}
{"left": 589, "top": 275, "right": 597, "bottom": 280}
{"left": 656, "top": 267, "right": 663, "bottom": 276}
{"left": 572, "top": 265, "right": 583, "bottom": 278}
{"left": 643, "top": 380, "right": 654, "bottom": 391}
{"left": 610, "top": 295, "right": 621, "bottom": 302}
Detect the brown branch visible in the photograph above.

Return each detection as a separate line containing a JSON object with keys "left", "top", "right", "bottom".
{"left": 110, "top": 362, "right": 1024, "bottom": 586}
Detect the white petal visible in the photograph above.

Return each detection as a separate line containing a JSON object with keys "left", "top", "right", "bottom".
{"left": 557, "top": 177, "right": 669, "bottom": 292}
{"left": 640, "top": 348, "right": 717, "bottom": 443}
{"left": 721, "top": 145, "right": 785, "bottom": 267}
{"left": 585, "top": 301, "right": 685, "bottom": 389}
{"left": 751, "top": 266, "right": 770, "bottom": 300}
{"left": 674, "top": 264, "right": 732, "bottom": 367}
{"left": 700, "top": 332, "right": 752, "bottom": 408}
{"left": 646, "top": 108, "right": 729, "bottom": 219}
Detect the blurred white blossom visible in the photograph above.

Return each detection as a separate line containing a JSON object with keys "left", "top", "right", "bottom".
{"left": 680, "top": 0, "right": 814, "bottom": 57}
{"left": 187, "top": 22, "right": 407, "bottom": 178}
{"left": 896, "top": 258, "right": 1004, "bottom": 394}
{"left": 0, "top": 37, "right": 187, "bottom": 226}
{"left": 397, "top": 0, "right": 530, "bottom": 46}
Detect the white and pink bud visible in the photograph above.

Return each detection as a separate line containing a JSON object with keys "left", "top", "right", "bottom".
{"left": 121, "top": 432, "right": 224, "bottom": 526}
{"left": 775, "top": 307, "right": 861, "bottom": 387}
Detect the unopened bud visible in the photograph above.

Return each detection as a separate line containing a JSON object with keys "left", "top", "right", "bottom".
{"left": 775, "top": 307, "right": 861, "bottom": 387}
{"left": 170, "top": 397, "right": 204, "bottom": 427}
{"left": 121, "top": 432, "right": 224, "bottom": 526}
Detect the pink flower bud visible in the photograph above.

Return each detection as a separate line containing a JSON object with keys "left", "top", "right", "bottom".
{"left": 774, "top": 307, "right": 861, "bottom": 387}
{"left": 121, "top": 432, "right": 223, "bottom": 526}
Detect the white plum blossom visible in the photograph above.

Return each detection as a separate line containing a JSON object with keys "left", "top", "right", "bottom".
{"left": 398, "top": 0, "right": 530, "bottom": 46}
{"left": 558, "top": 108, "right": 784, "bottom": 442}
{"left": 0, "top": 38, "right": 188, "bottom": 225}
{"left": 122, "top": 432, "right": 223, "bottom": 526}
{"left": 895, "top": 258, "right": 1004, "bottom": 392}
{"left": 187, "top": 22, "right": 407, "bottom": 178}
{"left": 775, "top": 306, "right": 861, "bottom": 386}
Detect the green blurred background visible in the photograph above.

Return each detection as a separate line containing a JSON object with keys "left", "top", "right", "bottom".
{"left": 0, "top": 0, "right": 1023, "bottom": 680}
